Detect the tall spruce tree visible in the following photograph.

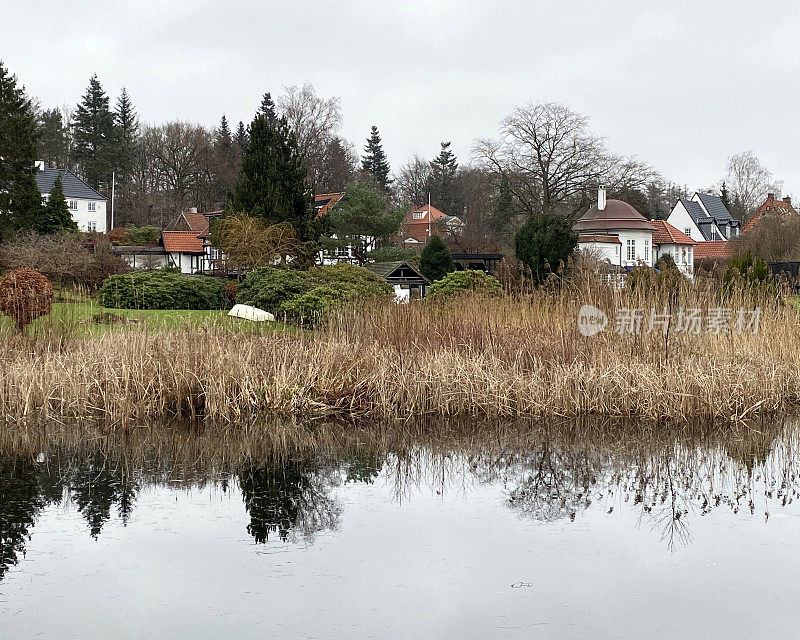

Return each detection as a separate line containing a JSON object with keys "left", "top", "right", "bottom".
{"left": 0, "top": 61, "right": 42, "bottom": 235}
{"left": 720, "top": 181, "right": 732, "bottom": 211}
{"left": 361, "top": 125, "right": 392, "bottom": 191}
{"left": 231, "top": 93, "right": 313, "bottom": 239}
{"left": 235, "top": 120, "right": 249, "bottom": 151}
{"left": 37, "top": 108, "right": 70, "bottom": 168}
{"left": 113, "top": 88, "right": 139, "bottom": 198}
{"left": 38, "top": 174, "right": 77, "bottom": 233}
{"left": 71, "top": 74, "right": 115, "bottom": 190}
{"left": 217, "top": 115, "right": 233, "bottom": 149}
{"left": 429, "top": 141, "right": 461, "bottom": 215}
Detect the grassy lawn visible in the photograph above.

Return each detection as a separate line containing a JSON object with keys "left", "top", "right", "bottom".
{"left": 0, "top": 299, "right": 294, "bottom": 336}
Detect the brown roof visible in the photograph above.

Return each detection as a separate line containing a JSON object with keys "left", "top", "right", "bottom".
{"left": 743, "top": 194, "right": 798, "bottom": 233}
{"left": 166, "top": 211, "right": 211, "bottom": 237}
{"left": 578, "top": 234, "right": 621, "bottom": 244}
{"left": 650, "top": 220, "right": 696, "bottom": 246}
{"left": 162, "top": 231, "right": 205, "bottom": 254}
{"left": 573, "top": 200, "right": 656, "bottom": 232}
{"left": 693, "top": 241, "right": 732, "bottom": 260}
{"left": 314, "top": 192, "right": 345, "bottom": 219}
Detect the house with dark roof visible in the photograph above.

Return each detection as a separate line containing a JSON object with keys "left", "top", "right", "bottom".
{"left": 742, "top": 193, "right": 798, "bottom": 233}
{"left": 34, "top": 163, "right": 107, "bottom": 232}
{"left": 574, "top": 188, "right": 656, "bottom": 269}
{"left": 666, "top": 192, "right": 740, "bottom": 242}
{"left": 363, "top": 261, "right": 429, "bottom": 300}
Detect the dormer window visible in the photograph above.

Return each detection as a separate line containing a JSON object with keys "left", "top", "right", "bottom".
{"left": 412, "top": 211, "right": 424, "bottom": 220}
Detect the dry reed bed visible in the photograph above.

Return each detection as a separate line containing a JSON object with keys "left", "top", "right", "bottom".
{"left": 0, "top": 279, "right": 797, "bottom": 424}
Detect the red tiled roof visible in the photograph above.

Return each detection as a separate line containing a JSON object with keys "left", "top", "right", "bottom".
{"left": 743, "top": 194, "right": 798, "bottom": 233}
{"left": 182, "top": 212, "right": 210, "bottom": 235}
{"left": 650, "top": 220, "right": 696, "bottom": 245}
{"left": 403, "top": 203, "right": 449, "bottom": 226}
{"left": 578, "top": 234, "right": 621, "bottom": 244}
{"left": 314, "top": 192, "right": 345, "bottom": 219}
{"left": 693, "top": 241, "right": 732, "bottom": 260}
{"left": 162, "top": 231, "right": 205, "bottom": 253}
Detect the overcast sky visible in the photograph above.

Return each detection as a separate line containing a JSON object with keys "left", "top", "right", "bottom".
{"left": 4, "top": 0, "right": 799, "bottom": 196}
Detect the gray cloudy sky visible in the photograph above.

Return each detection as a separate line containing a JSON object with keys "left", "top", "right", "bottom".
{"left": 4, "top": 0, "right": 799, "bottom": 195}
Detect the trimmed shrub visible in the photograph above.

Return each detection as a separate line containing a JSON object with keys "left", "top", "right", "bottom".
{"left": 0, "top": 268, "right": 54, "bottom": 330}
{"left": 98, "top": 271, "right": 225, "bottom": 310}
{"left": 237, "top": 263, "right": 392, "bottom": 323}
{"left": 427, "top": 270, "right": 502, "bottom": 299}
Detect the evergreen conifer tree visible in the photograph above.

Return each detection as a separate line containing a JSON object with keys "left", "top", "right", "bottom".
{"left": 71, "top": 74, "right": 115, "bottom": 190}
{"left": 37, "top": 175, "right": 77, "bottom": 233}
{"left": 0, "top": 61, "right": 42, "bottom": 235}
{"left": 217, "top": 115, "right": 232, "bottom": 149}
{"left": 420, "top": 235, "right": 456, "bottom": 282}
{"left": 361, "top": 125, "right": 392, "bottom": 191}
{"left": 720, "top": 181, "right": 732, "bottom": 211}
{"left": 113, "top": 88, "right": 139, "bottom": 195}
{"left": 429, "top": 141, "right": 460, "bottom": 214}
{"left": 231, "top": 93, "right": 313, "bottom": 240}
{"left": 235, "top": 120, "right": 249, "bottom": 151}
{"left": 37, "top": 108, "right": 70, "bottom": 168}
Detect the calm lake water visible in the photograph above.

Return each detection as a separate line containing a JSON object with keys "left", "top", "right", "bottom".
{"left": 2, "top": 424, "right": 800, "bottom": 639}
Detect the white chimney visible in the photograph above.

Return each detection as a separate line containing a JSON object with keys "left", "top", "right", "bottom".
{"left": 597, "top": 185, "right": 607, "bottom": 211}
{"left": 34, "top": 161, "right": 45, "bottom": 172}
{"left": 189, "top": 207, "right": 198, "bottom": 213}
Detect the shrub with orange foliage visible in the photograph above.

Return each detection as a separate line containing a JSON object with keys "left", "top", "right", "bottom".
{"left": 0, "top": 268, "right": 54, "bottom": 330}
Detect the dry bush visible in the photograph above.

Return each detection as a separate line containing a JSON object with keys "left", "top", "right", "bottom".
{"left": 210, "top": 214, "right": 306, "bottom": 271}
{"left": 0, "top": 268, "right": 54, "bottom": 330}
{"left": 0, "top": 232, "right": 129, "bottom": 289}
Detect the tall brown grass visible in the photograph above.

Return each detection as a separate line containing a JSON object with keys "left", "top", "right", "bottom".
{"left": 0, "top": 271, "right": 797, "bottom": 425}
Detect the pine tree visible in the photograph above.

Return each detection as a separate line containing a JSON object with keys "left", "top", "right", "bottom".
{"left": 361, "top": 125, "right": 392, "bottom": 191}
{"left": 231, "top": 93, "right": 313, "bottom": 240}
{"left": 217, "top": 114, "right": 232, "bottom": 149}
{"left": 71, "top": 74, "right": 115, "bottom": 190}
{"left": 720, "top": 181, "right": 732, "bottom": 211}
{"left": 37, "top": 108, "right": 70, "bottom": 168}
{"left": 0, "top": 61, "right": 42, "bottom": 235}
{"left": 420, "top": 235, "right": 455, "bottom": 282}
{"left": 37, "top": 174, "right": 77, "bottom": 233}
{"left": 235, "top": 120, "right": 249, "bottom": 151}
{"left": 113, "top": 88, "right": 139, "bottom": 193}
{"left": 429, "top": 141, "right": 461, "bottom": 214}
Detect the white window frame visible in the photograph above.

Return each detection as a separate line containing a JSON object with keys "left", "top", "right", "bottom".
{"left": 684, "top": 228, "right": 691, "bottom": 236}
{"left": 88, "top": 202, "right": 96, "bottom": 212}
{"left": 87, "top": 221, "right": 97, "bottom": 232}
{"left": 626, "top": 239, "right": 635, "bottom": 261}
{"left": 68, "top": 200, "right": 78, "bottom": 210}
{"left": 412, "top": 211, "right": 424, "bottom": 220}
{"left": 643, "top": 239, "right": 650, "bottom": 263}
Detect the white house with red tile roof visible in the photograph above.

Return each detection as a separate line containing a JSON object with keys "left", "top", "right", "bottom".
{"left": 650, "top": 220, "right": 696, "bottom": 278}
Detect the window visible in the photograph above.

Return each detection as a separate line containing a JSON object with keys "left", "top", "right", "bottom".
{"left": 68, "top": 200, "right": 78, "bottom": 210}
{"left": 88, "top": 202, "right": 96, "bottom": 212}
{"left": 626, "top": 239, "right": 635, "bottom": 261}
{"left": 412, "top": 211, "right": 424, "bottom": 220}
{"left": 643, "top": 239, "right": 649, "bottom": 262}
{"left": 87, "top": 221, "right": 97, "bottom": 232}
{"left": 684, "top": 228, "right": 692, "bottom": 236}
{"left": 41, "top": 196, "right": 47, "bottom": 205}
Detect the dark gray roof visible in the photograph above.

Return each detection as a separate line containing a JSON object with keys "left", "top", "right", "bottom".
{"left": 680, "top": 199, "right": 706, "bottom": 222}
{"left": 695, "top": 192, "right": 733, "bottom": 222}
{"left": 35, "top": 168, "right": 106, "bottom": 201}
{"left": 364, "top": 261, "right": 429, "bottom": 284}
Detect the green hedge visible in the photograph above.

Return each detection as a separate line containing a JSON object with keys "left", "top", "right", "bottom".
{"left": 237, "top": 263, "right": 392, "bottom": 323}
{"left": 427, "top": 270, "right": 502, "bottom": 298}
{"left": 98, "top": 270, "right": 225, "bottom": 310}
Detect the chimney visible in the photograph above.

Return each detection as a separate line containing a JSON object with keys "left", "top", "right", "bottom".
{"left": 767, "top": 193, "right": 775, "bottom": 203}
{"left": 784, "top": 196, "right": 792, "bottom": 205}
{"left": 189, "top": 207, "right": 198, "bottom": 213}
{"left": 34, "top": 161, "right": 44, "bottom": 172}
{"left": 597, "top": 185, "right": 607, "bottom": 211}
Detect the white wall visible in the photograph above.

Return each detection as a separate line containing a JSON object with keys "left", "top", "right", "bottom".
{"left": 618, "top": 229, "right": 654, "bottom": 267}
{"left": 667, "top": 202, "right": 704, "bottom": 242}
{"left": 654, "top": 243, "right": 694, "bottom": 279}
{"left": 577, "top": 241, "right": 620, "bottom": 266}
{"left": 41, "top": 195, "right": 107, "bottom": 232}
{"left": 168, "top": 252, "right": 203, "bottom": 274}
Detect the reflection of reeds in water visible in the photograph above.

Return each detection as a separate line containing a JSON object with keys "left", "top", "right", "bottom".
{"left": 0, "top": 277, "right": 798, "bottom": 423}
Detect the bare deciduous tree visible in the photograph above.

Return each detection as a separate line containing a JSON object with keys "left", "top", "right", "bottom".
{"left": 725, "top": 151, "right": 780, "bottom": 222}
{"left": 394, "top": 154, "right": 432, "bottom": 206}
